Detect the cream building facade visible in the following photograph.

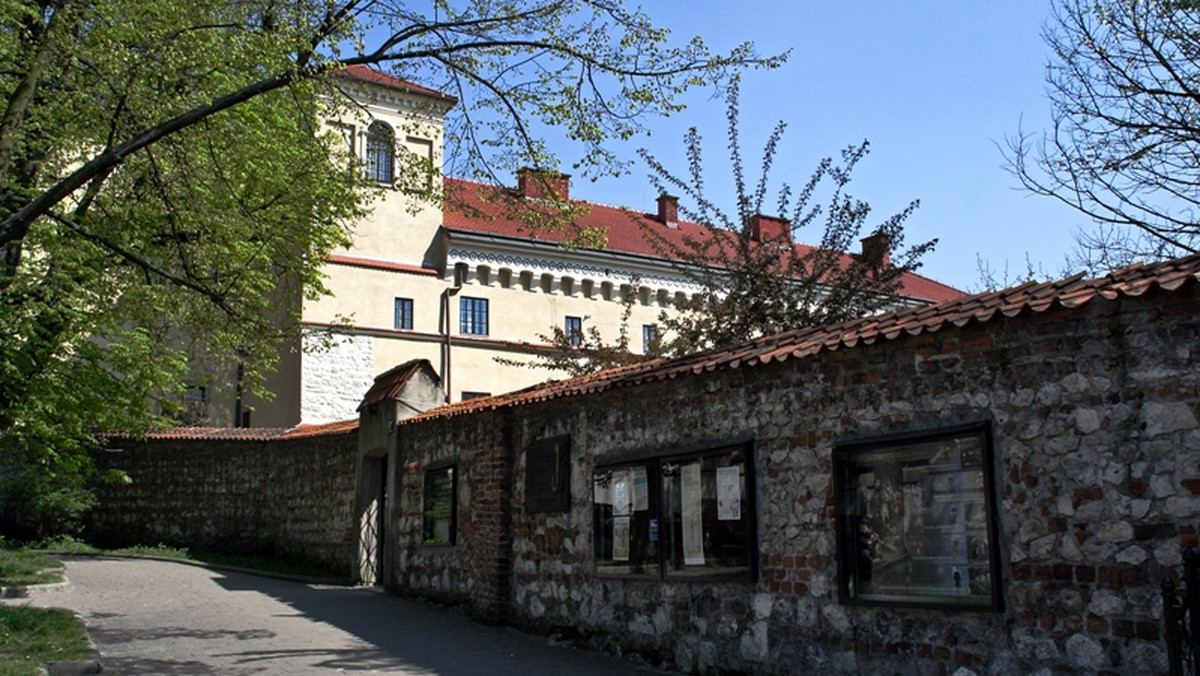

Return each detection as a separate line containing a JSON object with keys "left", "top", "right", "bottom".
{"left": 229, "top": 66, "right": 962, "bottom": 428}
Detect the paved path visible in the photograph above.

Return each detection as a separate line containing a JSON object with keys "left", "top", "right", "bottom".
{"left": 2, "top": 557, "right": 667, "bottom": 675}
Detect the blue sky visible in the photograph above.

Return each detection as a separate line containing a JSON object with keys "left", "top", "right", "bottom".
{"left": 539, "top": 1, "right": 1083, "bottom": 292}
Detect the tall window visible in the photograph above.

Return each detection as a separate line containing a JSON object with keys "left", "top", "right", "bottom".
{"left": 642, "top": 324, "right": 658, "bottom": 354}
{"left": 565, "top": 316, "right": 583, "bottom": 346}
{"left": 394, "top": 297, "right": 413, "bottom": 330}
{"left": 460, "top": 297, "right": 489, "bottom": 335}
{"left": 175, "top": 385, "right": 208, "bottom": 425}
{"left": 365, "top": 122, "right": 394, "bottom": 183}
{"left": 423, "top": 465, "right": 457, "bottom": 546}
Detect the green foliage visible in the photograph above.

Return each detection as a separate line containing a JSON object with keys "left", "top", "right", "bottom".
{"left": 109, "top": 543, "right": 188, "bottom": 559}
{"left": 1, "top": 0, "right": 775, "bottom": 489}
{"left": 0, "top": 606, "right": 92, "bottom": 675}
{"left": 0, "top": 546, "right": 61, "bottom": 586}
{"left": 0, "top": 466, "right": 95, "bottom": 541}
{"left": 27, "top": 535, "right": 97, "bottom": 554}
{"left": 1007, "top": 0, "right": 1200, "bottom": 271}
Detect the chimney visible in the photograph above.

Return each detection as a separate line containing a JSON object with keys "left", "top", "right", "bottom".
{"left": 750, "top": 214, "right": 791, "bottom": 244}
{"left": 517, "top": 167, "right": 569, "bottom": 201}
{"left": 657, "top": 194, "right": 679, "bottom": 228}
{"left": 860, "top": 232, "right": 891, "bottom": 269}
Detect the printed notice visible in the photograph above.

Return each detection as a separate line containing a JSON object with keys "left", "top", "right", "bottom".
{"left": 594, "top": 475, "right": 611, "bottom": 506}
{"left": 682, "top": 461, "right": 705, "bottom": 565}
{"left": 613, "top": 516, "right": 630, "bottom": 561}
{"left": 632, "top": 466, "right": 649, "bottom": 511}
{"left": 613, "top": 469, "right": 631, "bottom": 516}
{"left": 717, "top": 465, "right": 741, "bottom": 520}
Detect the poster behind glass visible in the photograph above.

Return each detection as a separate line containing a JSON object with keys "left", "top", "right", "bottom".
{"left": 593, "top": 464, "right": 658, "bottom": 577}
{"left": 835, "top": 425, "right": 1001, "bottom": 610}
{"left": 593, "top": 443, "right": 754, "bottom": 581}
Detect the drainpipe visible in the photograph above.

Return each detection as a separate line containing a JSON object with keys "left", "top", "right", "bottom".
{"left": 442, "top": 282, "right": 462, "bottom": 404}
{"left": 233, "top": 354, "right": 246, "bottom": 427}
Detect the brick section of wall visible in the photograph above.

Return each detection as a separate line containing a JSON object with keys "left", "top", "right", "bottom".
{"left": 87, "top": 433, "right": 359, "bottom": 575}
{"left": 394, "top": 285, "right": 1200, "bottom": 674}
{"left": 392, "top": 410, "right": 517, "bottom": 623}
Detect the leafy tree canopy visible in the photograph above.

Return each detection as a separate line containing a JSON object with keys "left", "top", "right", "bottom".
{"left": 1007, "top": 0, "right": 1200, "bottom": 271}
{"left": 0, "top": 0, "right": 777, "bottom": 484}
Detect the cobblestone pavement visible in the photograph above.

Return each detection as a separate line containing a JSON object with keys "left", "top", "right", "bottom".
{"left": 2, "top": 557, "right": 668, "bottom": 675}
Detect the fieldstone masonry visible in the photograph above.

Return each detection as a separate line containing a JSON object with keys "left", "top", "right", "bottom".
{"left": 388, "top": 283, "right": 1200, "bottom": 674}
{"left": 302, "top": 331, "right": 375, "bottom": 424}
{"left": 88, "top": 429, "right": 359, "bottom": 575}
{"left": 82, "top": 272, "right": 1200, "bottom": 674}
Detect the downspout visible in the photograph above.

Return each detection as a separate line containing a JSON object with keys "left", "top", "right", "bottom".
{"left": 442, "top": 282, "right": 461, "bottom": 404}
{"left": 233, "top": 358, "right": 245, "bottom": 427}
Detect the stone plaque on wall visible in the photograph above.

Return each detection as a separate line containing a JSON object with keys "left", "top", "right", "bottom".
{"left": 525, "top": 435, "right": 571, "bottom": 513}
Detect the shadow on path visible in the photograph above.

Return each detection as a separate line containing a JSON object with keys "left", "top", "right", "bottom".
{"left": 212, "top": 571, "right": 659, "bottom": 675}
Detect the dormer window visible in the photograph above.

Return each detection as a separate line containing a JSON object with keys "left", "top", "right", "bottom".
{"left": 365, "top": 121, "right": 394, "bottom": 183}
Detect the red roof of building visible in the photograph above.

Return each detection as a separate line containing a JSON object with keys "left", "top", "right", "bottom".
{"left": 358, "top": 359, "right": 438, "bottom": 412}
{"left": 338, "top": 65, "right": 458, "bottom": 104}
{"left": 442, "top": 176, "right": 963, "bottom": 304}
{"left": 103, "top": 419, "right": 359, "bottom": 442}
{"left": 405, "top": 252, "right": 1200, "bottom": 423}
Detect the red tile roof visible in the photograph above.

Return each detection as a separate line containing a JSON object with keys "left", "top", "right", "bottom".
{"left": 327, "top": 254, "right": 440, "bottom": 276}
{"left": 338, "top": 65, "right": 458, "bottom": 104}
{"left": 358, "top": 359, "right": 437, "bottom": 411}
{"left": 442, "top": 177, "right": 963, "bottom": 304}
{"left": 405, "top": 253, "right": 1200, "bottom": 423}
{"left": 103, "top": 419, "right": 358, "bottom": 442}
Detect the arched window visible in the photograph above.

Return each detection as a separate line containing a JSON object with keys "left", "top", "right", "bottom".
{"left": 365, "top": 122, "right": 394, "bottom": 183}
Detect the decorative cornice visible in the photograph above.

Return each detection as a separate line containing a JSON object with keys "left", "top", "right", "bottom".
{"left": 334, "top": 80, "right": 453, "bottom": 122}
{"left": 446, "top": 246, "right": 705, "bottom": 294}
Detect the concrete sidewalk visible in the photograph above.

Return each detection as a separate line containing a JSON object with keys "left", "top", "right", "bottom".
{"left": 2, "top": 557, "right": 669, "bottom": 675}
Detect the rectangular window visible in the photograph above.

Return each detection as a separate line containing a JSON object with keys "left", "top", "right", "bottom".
{"left": 394, "top": 297, "right": 413, "bottom": 330}
{"left": 423, "top": 465, "right": 457, "bottom": 546}
{"left": 403, "top": 136, "right": 436, "bottom": 192}
{"left": 833, "top": 422, "right": 1002, "bottom": 611}
{"left": 593, "top": 441, "right": 755, "bottom": 581}
{"left": 459, "top": 297, "right": 489, "bottom": 335}
{"left": 642, "top": 324, "right": 658, "bottom": 354}
{"left": 175, "top": 385, "right": 208, "bottom": 425}
{"left": 565, "top": 316, "right": 583, "bottom": 346}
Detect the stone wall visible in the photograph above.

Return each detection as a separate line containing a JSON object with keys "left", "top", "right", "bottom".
{"left": 88, "top": 430, "right": 359, "bottom": 576}
{"left": 302, "top": 330, "right": 375, "bottom": 424}
{"left": 389, "top": 282, "right": 1200, "bottom": 674}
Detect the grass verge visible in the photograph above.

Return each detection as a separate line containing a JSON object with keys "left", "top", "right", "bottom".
{"left": 0, "top": 548, "right": 63, "bottom": 587}
{"left": 0, "top": 606, "right": 92, "bottom": 676}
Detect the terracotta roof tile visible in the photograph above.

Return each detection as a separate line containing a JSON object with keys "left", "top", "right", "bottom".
{"left": 339, "top": 65, "right": 458, "bottom": 103}
{"left": 442, "top": 177, "right": 964, "bottom": 304}
{"left": 357, "top": 359, "right": 435, "bottom": 412}
{"left": 327, "top": 254, "right": 440, "bottom": 276}
{"left": 404, "top": 252, "right": 1200, "bottom": 424}
{"left": 103, "top": 419, "right": 358, "bottom": 443}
